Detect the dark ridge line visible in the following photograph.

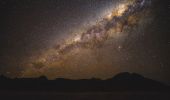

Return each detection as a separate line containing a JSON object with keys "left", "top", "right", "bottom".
{"left": 0, "top": 72, "right": 169, "bottom": 92}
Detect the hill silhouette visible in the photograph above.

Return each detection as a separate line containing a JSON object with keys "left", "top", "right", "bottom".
{"left": 0, "top": 72, "right": 169, "bottom": 92}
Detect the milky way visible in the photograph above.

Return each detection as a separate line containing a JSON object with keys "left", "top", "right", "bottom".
{"left": 20, "top": 0, "right": 154, "bottom": 79}
{"left": 1, "top": 0, "right": 170, "bottom": 84}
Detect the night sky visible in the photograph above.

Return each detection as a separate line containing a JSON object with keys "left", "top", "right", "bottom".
{"left": 0, "top": 0, "right": 170, "bottom": 84}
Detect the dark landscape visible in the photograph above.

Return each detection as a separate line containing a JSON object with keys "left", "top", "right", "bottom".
{"left": 0, "top": 72, "right": 170, "bottom": 100}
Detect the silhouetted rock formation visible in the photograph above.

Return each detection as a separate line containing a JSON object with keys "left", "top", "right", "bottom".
{"left": 0, "top": 72, "right": 169, "bottom": 92}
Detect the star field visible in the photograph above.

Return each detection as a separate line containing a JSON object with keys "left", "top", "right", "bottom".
{"left": 0, "top": 0, "right": 170, "bottom": 84}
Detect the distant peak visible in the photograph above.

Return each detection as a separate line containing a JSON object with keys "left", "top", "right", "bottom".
{"left": 113, "top": 72, "right": 144, "bottom": 80}
{"left": 0, "top": 75, "right": 9, "bottom": 80}
{"left": 38, "top": 76, "right": 47, "bottom": 80}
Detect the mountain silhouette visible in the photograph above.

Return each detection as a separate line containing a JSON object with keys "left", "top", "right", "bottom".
{"left": 0, "top": 72, "right": 169, "bottom": 92}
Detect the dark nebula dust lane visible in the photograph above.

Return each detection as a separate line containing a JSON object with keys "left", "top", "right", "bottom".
{"left": 0, "top": 0, "right": 170, "bottom": 84}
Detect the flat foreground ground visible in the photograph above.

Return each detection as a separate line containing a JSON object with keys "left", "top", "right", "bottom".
{"left": 0, "top": 91, "right": 170, "bottom": 100}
